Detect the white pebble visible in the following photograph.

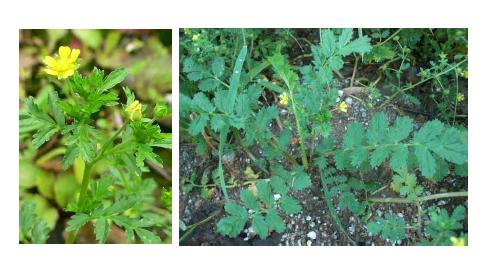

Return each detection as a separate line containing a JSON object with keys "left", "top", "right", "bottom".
{"left": 274, "top": 194, "right": 282, "bottom": 201}
{"left": 307, "top": 231, "right": 317, "bottom": 240}
{"left": 307, "top": 240, "right": 313, "bottom": 246}
{"left": 345, "top": 97, "right": 353, "bottom": 105}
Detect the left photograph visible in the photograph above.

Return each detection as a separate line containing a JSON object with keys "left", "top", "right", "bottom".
{"left": 19, "top": 29, "right": 172, "bottom": 244}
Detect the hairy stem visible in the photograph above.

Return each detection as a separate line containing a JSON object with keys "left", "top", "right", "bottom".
{"left": 368, "top": 191, "right": 468, "bottom": 204}
{"left": 287, "top": 88, "right": 309, "bottom": 170}
{"left": 378, "top": 59, "right": 467, "bottom": 109}
{"left": 65, "top": 122, "right": 128, "bottom": 244}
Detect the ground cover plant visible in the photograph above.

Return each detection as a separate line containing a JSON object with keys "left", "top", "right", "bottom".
{"left": 19, "top": 29, "right": 172, "bottom": 243}
{"left": 179, "top": 28, "right": 468, "bottom": 246}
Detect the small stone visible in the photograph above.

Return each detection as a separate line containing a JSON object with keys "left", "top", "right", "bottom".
{"left": 307, "top": 240, "right": 312, "bottom": 246}
{"left": 309, "top": 222, "right": 316, "bottom": 228}
{"left": 345, "top": 97, "right": 353, "bottom": 105}
{"left": 397, "top": 213, "right": 404, "bottom": 218}
{"left": 307, "top": 231, "right": 317, "bottom": 240}
{"left": 306, "top": 216, "right": 312, "bottom": 221}
{"left": 274, "top": 194, "right": 282, "bottom": 201}
{"left": 338, "top": 90, "right": 344, "bottom": 97}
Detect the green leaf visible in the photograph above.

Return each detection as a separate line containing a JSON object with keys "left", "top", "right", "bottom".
{"left": 252, "top": 214, "right": 269, "bottom": 239}
{"left": 154, "top": 101, "right": 171, "bottom": 119}
{"left": 31, "top": 220, "right": 50, "bottom": 243}
{"left": 292, "top": 173, "right": 311, "bottom": 191}
{"left": 266, "top": 208, "right": 285, "bottom": 233}
{"left": 280, "top": 196, "right": 301, "bottom": 215}
{"left": 216, "top": 203, "right": 248, "bottom": 238}
{"left": 193, "top": 93, "right": 215, "bottom": 113}
{"left": 387, "top": 116, "right": 413, "bottom": 143}
{"left": 125, "top": 228, "right": 135, "bottom": 243}
{"left": 343, "top": 122, "right": 366, "bottom": 148}
{"left": 65, "top": 124, "right": 96, "bottom": 162}
{"left": 240, "top": 189, "right": 259, "bottom": 211}
{"left": 214, "top": 90, "right": 231, "bottom": 113}
{"left": 429, "top": 128, "right": 467, "bottom": 165}
{"left": 367, "top": 112, "right": 387, "bottom": 145}
{"left": 32, "top": 125, "right": 58, "bottom": 149}
{"left": 94, "top": 217, "right": 109, "bottom": 244}
{"left": 210, "top": 114, "right": 226, "bottom": 132}
{"left": 339, "top": 35, "right": 372, "bottom": 55}
{"left": 256, "top": 180, "right": 273, "bottom": 207}
{"left": 211, "top": 57, "right": 225, "bottom": 78}
{"left": 188, "top": 114, "right": 208, "bottom": 136}
{"left": 350, "top": 146, "right": 368, "bottom": 167}
{"left": 413, "top": 120, "right": 445, "bottom": 144}
{"left": 135, "top": 228, "right": 162, "bottom": 244}
{"left": 271, "top": 175, "right": 289, "bottom": 194}
{"left": 390, "top": 144, "right": 408, "bottom": 172}
{"left": 415, "top": 146, "right": 436, "bottom": 178}
{"left": 370, "top": 146, "right": 392, "bottom": 168}
{"left": 228, "top": 45, "right": 248, "bottom": 112}
{"left": 367, "top": 214, "right": 407, "bottom": 241}
{"left": 66, "top": 213, "right": 90, "bottom": 232}
{"left": 20, "top": 201, "right": 36, "bottom": 236}
{"left": 48, "top": 91, "right": 65, "bottom": 127}
{"left": 198, "top": 78, "right": 220, "bottom": 92}
{"left": 104, "top": 197, "right": 137, "bottom": 216}
{"left": 255, "top": 106, "right": 278, "bottom": 130}
{"left": 101, "top": 68, "right": 127, "bottom": 92}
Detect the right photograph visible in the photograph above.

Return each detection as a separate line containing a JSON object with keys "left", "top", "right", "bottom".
{"left": 179, "top": 28, "right": 468, "bottom": 246}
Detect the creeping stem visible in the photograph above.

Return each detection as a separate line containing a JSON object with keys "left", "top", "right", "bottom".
{"left": 66, "top": 122, "right": 128, "bottom": 244}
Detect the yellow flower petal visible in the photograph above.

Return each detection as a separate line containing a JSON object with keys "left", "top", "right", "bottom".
{"left": 69, "top": 48, "right": 80, "bottom": 63}
{"left": 338, "top": 101, "right": 348, "bottom": 113}
{"left": 125, "top": 100, "right": 143, "bottom": 121}
{"left": 43, "top": 56, "right": 57, "bottom": 67}
{"left": 44, "top": 68, "right": 59, "bottom": 76}
{"left": 43, "top": 46, "right": 80, "bottom": 80}
{"left": 60, "top": 69, "right": 75, "bottom": 79}
{"left": 58, "top": 46, "right": 71, "bottom": 59}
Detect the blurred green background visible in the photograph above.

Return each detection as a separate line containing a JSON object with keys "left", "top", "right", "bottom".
{"left": 19, "top": 29, "right": 172, "bottom": 243}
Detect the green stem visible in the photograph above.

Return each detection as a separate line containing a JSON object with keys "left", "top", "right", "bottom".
{"left": 287, "top": 88, "right": 308, "bottom": 170}
{"left": 374, "top": 29, "right": 402, "bottom": 48}
{"left": 65, "top": 122, "right": 128, "bottom": 244}
{"left": 218, "top": 127, "right": 230, "bottom": 202}
{"left": 368, "top": 191, "right": 468, "bottom": 204}
{"left": 378, "top": 59, "right": 467, "bottom": 109}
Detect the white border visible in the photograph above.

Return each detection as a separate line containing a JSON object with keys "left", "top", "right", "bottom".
{"left": 2, "top": 0, "right": 484, "bottom": 260}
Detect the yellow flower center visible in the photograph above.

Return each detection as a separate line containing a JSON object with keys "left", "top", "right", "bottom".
{"left": 279, "top": 92, "right": 289, "bottom": 106}
{"left": 125, "top": 100, "right": 143, "bottom": 121}
{"left": 338, "top": 101, "right": 349, "bottom": 113}
{"left": 43, "top": 46, "right": 80, "bottom": 79}
{"left": 456, "top": 93, "right": 465, "bottom": 102}
{"left": 450, "top": 236, "right": 466, "bottom": 246}
{"left": 192, "top": 34, "right": 200, "bottom": 41}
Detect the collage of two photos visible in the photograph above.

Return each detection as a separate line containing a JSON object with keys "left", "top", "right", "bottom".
{"left": 19, "top": 28, "right": 468, "bottom": 246}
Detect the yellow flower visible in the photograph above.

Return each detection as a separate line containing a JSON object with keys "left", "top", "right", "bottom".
{"left": 43, "top": 46, "right": 80, "bottom": 79}
{"left": 338, "top": 101, "right": 349, "bottom": 113}
{"left": 125, "top": 100, "right": 143, "bottom": 121}
{"left": 279, "top": 92, "right": 289, "bottom": 106}
{"left": 183, "top": 28, "right": 192, "bottom": 35}
{"left": 461, "top": 70, "right": 468, "bottom": 79}
{"left": 192, "top": 34, "right": 200, "bottom": 41}
{"left": 456, "top": 92, "right": 465, "bottom": 102}
{"left": 450, "top": 236, "right": 466, "bottom": 246}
